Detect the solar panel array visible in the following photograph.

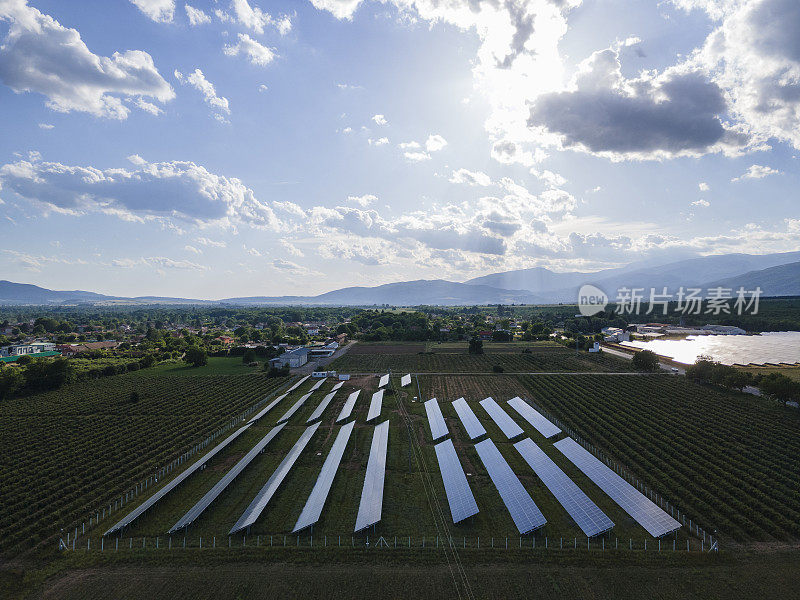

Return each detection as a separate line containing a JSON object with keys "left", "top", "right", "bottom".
{"left": 554, "top": 437, "right": 681, "bottom": 537}
{"left": 434, "top": 439, "right": 479, "bottom": 523}
{"left": 306, "top": 391, "right": 337, "bottom": 423}
{"left": 354, "top": 420, "right": 389, "bottom": 532}
{"left": 286, "top": 375, "right": 310, "bottom": 392}
{"left": 230, "top": 422, "right": 321, "bottom": 534}
{"left": 336, "top": 390, "right": 361, "bottom": 422}
{"left": 277, "top": 392, "right": 312, "bottom": 424}
{"left": 514, "top": 438, "right": 613, "bottom": 537}
{"left": 474, "top": 438, "right": 547, "bottom": 534}
{"left": 168, "top": 423, "right": 287, "bottom": 533}
{"left": 479, "top": 397, "right": 524, "bottom": 439}
{"left": 309, "top": 378, "right": 326, "bottom": 392}
{"left": 104, "top": 423, "right": 252, "bottom": 536}
{"left": 424, "top": 398, "right": 449, "bottom": 441}
{"left": 452, "top": 397, "right": 486, "bottom": 440}
{"left": 400, "top": 374, "right": 412, "bottom": 387}
{"left": 366, "top": 389, "right": 384, "bottom": 422}
{"left": 331, "top": 381, "right": 344, "bottom": 391}
{"left": 247, "top": 393, "right": 288, "bottom": 425}
{"left": 378, "top": 373, "right": 390, "bottom": 388}
{"left": 507, "top": 397, "right": 562, "bottom": 439}
{"left": 292, "top": 421, "right": 355, "bottom": 532}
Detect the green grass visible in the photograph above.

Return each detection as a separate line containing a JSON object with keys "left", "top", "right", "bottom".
{"left": 138, "top": 357, "right": 268, "bottom": 377}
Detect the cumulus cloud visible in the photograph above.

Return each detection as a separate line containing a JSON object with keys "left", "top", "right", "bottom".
{"left": 38, "top": 123, "right": 54, "bottom": 130}
{"left": 404, "top": 150, "right": 431, "bottom": 162}
{"left": 691, "top": 199, "right": 710, "bottom": 207}
{"left": 368, "top": 137, "right": 389, "bottom": 146}
{"left": 197, "top": 237, "right": 226, "bottom": 248}
{"left": 450, "top": 168, "right": 492, "bottom": 186}
{"left": 174, "top": 68, "right": 230, "bottom": 121}
{"left": 0, "top": 1, "right": 174, "bottom": 119}
{"left": 0, "top": 153, "right": 281, "bottom": 229}
{"left": 425, "top": 134, "right": 448, "bottom": 152}
{"left": 129, "top": 0, "right": 175, "bottom": 23}
{"left": 531, "top": 169, "right": 566, "bottom": 187}
{"left": 185, "top": 4, "right": 211, "bottom": 25}
{"left": 698, "top": 181, "right": 710, "bottom": 191}
{"left": 372, "top": 114, "right": 387, "bottom": 126}
{"left": 528, "top": 47, "right": 744, "bottom": 160}
{"left": 184, "top": 244, "right": 202, "bottom": 254}
{"left": 731, "top": 164, "right": 781, "bottom": 181}
{"left": 112, "top": 256, "right": 207, "bottom": 271}
{"left": 223, "top": 33, "right": 276, "bottom": 66}
{"left": 318, "top": 237, "right": 391, "bottom": 265}
{"left": 347, "top": 194, "right": 377, "bottom": 207}
{"left": 216, "top": 0, "right": 292, "bottom": 35}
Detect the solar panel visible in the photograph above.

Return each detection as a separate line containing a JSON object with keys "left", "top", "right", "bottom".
{"left": 309, "top": 378, "right": 326, "bottom": 392}
{"left": 287, "top": 375, "right": 310, "bottom": 392}
{"left": 452, "top": 397, "right": 486, "bottom": 440}
{"left": 104, "top": 423, "right": 252, "bottom": 536}
{"left": 366, "top": 389, "right": 384, "bottom": 422}
{"left": 292, "top": 421, "right": 355, "bottom": 532}
{"left": 507, "top": 397, "right": 562, "bottom": 439}
{"left": 400, "top": 374, "right": 412, "bottom": 387}
{"left": 247, "top": 393, "right": 288, "bottom": 424}
{"left": 336, "top": 390, "right": 361, "bottom": 422}
{"left": 474, "top": 438, "right": 546, "bottom": 534}
{"left": 168, "top": 423, "right": 287, "bottom": 533}
{"left": 230, "top": 422, "right": 321, "bottom": 534}
{"left": 277, "top": 392, "right": 312, "bottom": 424}
{"left": 434, "top": 439, "right": 479, "bottom": 523}
{"left": 424, "top": 398, "right": 449, "bottom": 441}
{"left": 378, "top": 374, "right": 390, "bottom": 388}
{"left": 306, "top": 391, "right": 337, "bottom": 423}
{"left": 331, "top": 381, "right": 344, "bottom": 391}
{"left": 554, "top": 438, "right": 681, "bottom": 537}
{"left": 514, "top": 438, "right": 613, "bottom": 537}
{"left": 479, "top": 397, "right": 524, "bottom": 439}
{"left": 354, "top": 420, "right": 390, "bottom": 532}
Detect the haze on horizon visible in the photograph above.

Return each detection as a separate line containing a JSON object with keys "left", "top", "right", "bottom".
{"left": 0, "top": 0, "right": 798, "bottom": 300}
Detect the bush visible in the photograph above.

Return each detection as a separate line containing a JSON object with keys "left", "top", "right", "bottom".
{"left": 184, "top": 346, "right": 208, "bottom": 368}
{"left": 632, "top": 349, "right": 660, "bottom": 372}
{"left": 492, "top": 364, "right": 504, "bottom": 373}
{"left": 468, "top": 337, "right": 484, "bottom": 355}
{"left": 266, "top": 365, "right": 290, "bottom": 378}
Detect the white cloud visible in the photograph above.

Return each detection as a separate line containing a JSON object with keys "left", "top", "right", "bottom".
{"left": 0, "top": 1, "right": 174, "bottom": 119}
{"left": 425, "top": 134, "right": 448, "bottom": 152}
{"left": 112, "top": 256, "right": 207, "bottom": 271}
{"left": 698, "top": 182, "right": 710, "bottom": 191}
{"left": 368, "top": 137, "right": 389, "bottom": 146}
{"left": 223, "top": 33, "right": 277, "bottom": 66}
{"left": 309, "top": 0, "right": 363, "bottom": 20}
{"left": 174, "top": 68, "right": 230, "bottom": 121}
{"left": 0, "top": 154, "right": 281, "bottom": 229}
{"left": 197, "top": 237, "right": 226, "bottom": 248}
{"left": 691, "top": 199, "right": 710, "bottom": 207}
{"left": 531, "top": 169, "right": 566, "bottom": 187}
{"left": 371, "top": 114, "right": 387, "bottom": 126}
{"left": 404, "top": 151, "right": 431, "bottom": 162}
{"left": 318, "top": 237, "right": 391, "bottom": 265}
{"left": 449, "top": 168, "right": 492, "bottom": 186}
{"left": 244, "top": 245, "right": 262, "bottom": 257}
{"left": 399, "top": 141, "right": 420, "bottom": 150}
{"left": 184, "top": 244, "right": 202, "bottom": 254}
{"left": 129, "top": 0, "right": 175, "bottom": 23}
{"left": 731, "top": 164, "right": 781, "bottom": 182}
{"left": 135, "top": 98, "right": 163, "bottom": 115}
{"left": 37, "top": 123, "right": 54, "bottom": 130}
{"left": 218, "top": 0, "right": 292, "bottom": 35}
{"left": 347, "top": 194, "right": 377, "bottom": 207}
{"left": 280, "top": 239, "right": 304, "bottom": 257}
{"left": 258, "top": 84, "right": 268, "bottom": 92}
{"left": 272, "top": 257, "right": 315, "bottom": 276}
{"left": 185, "top": 4, "right": 211, "bottom": 25}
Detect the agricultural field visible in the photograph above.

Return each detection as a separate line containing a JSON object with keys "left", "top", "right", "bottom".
{"left": 330, "top": 342, "right": 632, "bottom": 373}
{"left": 0, "top": 360, "right": 290, "bottom": 555}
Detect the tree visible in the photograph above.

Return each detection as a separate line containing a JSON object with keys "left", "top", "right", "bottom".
{"left": 243, "top": 349, "right": 257, "bottom": 364}
{"left": 0, "top": 366, "right": 24, "bottom": 400}
{"left": 24, "top": 358, "right": 76, "bottom": 392}
{"left": 184, "top": 346, "right": 208, "bottom": 368}
{"left": 468, "top": 337, "right": 484, "bottom": 354}
{"left": 632, "top": 349, "right": 660, "bottom": 372}
{"left": 758, "top": 372, "right": 800, "bottom": 406}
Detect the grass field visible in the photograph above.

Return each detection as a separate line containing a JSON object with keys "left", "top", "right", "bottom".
{"left": 736, "top": 365, "right": 800, "bottom": 381}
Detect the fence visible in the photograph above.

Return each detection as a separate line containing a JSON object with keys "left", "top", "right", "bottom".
{"left": 63, "top": 533, "right": 719, "bottom": 553}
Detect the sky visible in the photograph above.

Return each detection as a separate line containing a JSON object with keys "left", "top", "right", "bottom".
{"left": 0, "top": 0, "right": 798, "bottom": 299}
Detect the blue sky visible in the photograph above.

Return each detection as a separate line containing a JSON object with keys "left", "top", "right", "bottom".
{"left": 0, "top": 0, "right": 798, "bottom": 299}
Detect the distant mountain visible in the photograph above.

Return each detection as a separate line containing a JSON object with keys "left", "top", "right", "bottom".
{"left": 3, "top": 251, "right": 799, "bottom": 306}
{"left": 702, "top": 261, "right": 800, "bottom": 296}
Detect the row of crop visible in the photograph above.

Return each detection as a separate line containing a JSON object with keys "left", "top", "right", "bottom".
{"left": 518, "top": 375, "right": 800, "bottom": 541}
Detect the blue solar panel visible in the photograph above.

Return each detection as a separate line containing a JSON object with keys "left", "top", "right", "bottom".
{"left": 247, "top": 393, "right": 288, "bottom": 424}
{"left": 424, "top": 398, "right": 449, "bottom": 441}
{"left": 400, "top": 374, "right": 412, "bottom": 387}
{"left": 514, "top": 438, "right": 613, "bottom": 537}
{"left": 277, "top": 392, "right": 312, "bottom": 424}
{"left": 168, "top": 423, "right": 287, "bottom": 533}
{"left": 104, "top": 423, "right": 252, "bottom": 536}
{"left": 554, "top": 438, "right": 681, "bottom": 537}
{"left": 354, "top": 420, "right": 389, "bottom": 532}
{"left": 230, "top": 423, "right": 321, "bottom": 534}
{"left": 366, "top": 389, "right": 384, "bottom": 422}
{"left": 479, "top": 397, "right": 524, "bottom": 439}
{"left": 309, "top": 378, "right": 326, "bottom": 392}
{"left": 306, "top": 391, "right": 337, "bottom": 423}
{"left": 378, "top": 374, "right": 390, "bottom": 388}
{"left": 434, "top": 439, "right": 479, "bottom": 523}
{"left": 336, "top": 390, "right": 361, "bottom": 423}
{"left": 331, "top": 381, "right": 344, "bottom": 391}
{"left": 452, "top": 397, "right": 486, "bottom": 440}
{"left": 293, "top": 421, "right": 355, "bottom": 532}
{"left": 287, "top": 375, "right": 310, "bottom": 392}
{"left": 474, "top": 438, "right": 546, "bottom": 534}
{"left": 507, "top": 397, "right": 561, "bottom": 438}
